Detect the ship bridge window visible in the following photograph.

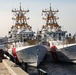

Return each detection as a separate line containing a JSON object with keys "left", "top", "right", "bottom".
{"left": 14, "top": 34, "right": 16, "bottom": 37}
{"left": 24, "top": 39, "right": 26, "bottom": 42}
{"left": 53, "top": 33, "right": 56, "bottom": 37}
{"left": 47, "top": 33, "right": 52, "bottom": 35}
{"left": 50, "top": 33, "right": 52, "bottom": 35}
{"left": 26, "top": 34, "right": 28, "bottom": 36}
{"left": 59, "top": 33, "right": 61, "bottom": 36}
{"left": 31, "top": 34, "right": 34, "bottom": 37}
{"left": 23, "top": 34, "right": 25, "bottom": 37}
{"left": 29, "top": 34, "right": 31, "bottom": 37}
{"left": 47, "top": 32, "right": 49, "bottom": 35}
{"left": 62, "top": 33, "right": 65, "bottom": 36}
{"left": 59, "top": 36, "right": 61, "bottom": 40}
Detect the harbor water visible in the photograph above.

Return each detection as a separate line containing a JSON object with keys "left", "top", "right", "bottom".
{"left": 27, "top": 61, "right": 76, "bottom": 75}
{"left": 1, "top": 44, "right": 76, "bottom": 75}
{"left": 23, "top": 52, "right": 76, "bottom": 75}
{"left": 1, "top": 45, "right": 76, "bottom": 75}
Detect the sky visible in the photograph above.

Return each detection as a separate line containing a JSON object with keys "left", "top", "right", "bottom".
{"left": 0, "top": 0, "right": 76, "bottom": 37}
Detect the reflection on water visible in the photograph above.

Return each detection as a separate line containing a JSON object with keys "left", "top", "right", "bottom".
{"left": 27, "top": 52, "right": 76, "bottom": 75}
{"left": 27, "top": 61, "right": 76, "bottom": 75}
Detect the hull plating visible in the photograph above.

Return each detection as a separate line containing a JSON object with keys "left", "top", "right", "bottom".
{"left": 16, "top": 45, "right": 47, "bottom": 66}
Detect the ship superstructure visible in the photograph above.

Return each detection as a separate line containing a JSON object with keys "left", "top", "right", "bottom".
{"left": 6, "top": 3, "right": 47, "bottom": 67}
{"left": 41, "top": 4, "right": 67, "bottom": 42}
{"left": 8, "top": 3, "right": 35, "bottom": 44}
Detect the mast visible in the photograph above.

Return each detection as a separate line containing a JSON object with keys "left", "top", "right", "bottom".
{"left": 41, "top": 4, "right": 67, "bottom": 41}
{"left": 42, "top": 3, "right": 61, "bottom": 31}
{"left": 12, "top": 3, "right": 31, "bottom": 30}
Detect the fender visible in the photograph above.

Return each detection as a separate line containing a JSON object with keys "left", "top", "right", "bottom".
{"left": 12, "top": 47, "right": 17, "bottom": 57}
{"left": 12, "top": 47, "right": 19, "bottom": 63}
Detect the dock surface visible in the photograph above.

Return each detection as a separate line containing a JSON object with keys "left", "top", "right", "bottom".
{"left": 3, "top": 59, "right": 29, "bottom": 75}
{"left": 0, "top": 62, "right": 11, "bottom": 75}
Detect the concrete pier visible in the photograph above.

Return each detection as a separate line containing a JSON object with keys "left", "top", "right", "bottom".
{"left": 3, "top": 59, "right": 29, "bottom": 75}
{"left": 0, "top": 62, "right": 11, "bottom": 75}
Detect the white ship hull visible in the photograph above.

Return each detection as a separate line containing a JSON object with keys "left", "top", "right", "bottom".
{"left": 15, "top": 45, "right": 47, "bottom": 66}
{"left": 48, "top": 42, "right": 76, "bottom": 63}
{"left": 56, "top": 43, "right": 76, "bottom": 63}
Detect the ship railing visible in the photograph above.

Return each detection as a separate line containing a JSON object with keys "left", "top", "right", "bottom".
{"left": 15, "top": 42, "right": 29, "bottom": 47}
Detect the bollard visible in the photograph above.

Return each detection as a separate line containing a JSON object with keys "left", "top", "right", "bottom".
{"left": 9, "top": 54, "right": 14, "bottom": 62}
{"left": 22, "top": 61, "right": 28, "bottom": 72}
{"left": 38, "top": 69, "right": 47, "bottom": 75}
{"left": 0, "top": 49, "right": 4, "bottom": 62}
{"left": 14, "top": 57, "right": 19, "bottom": 65}
{"left": 14, "top": 57, "right": 17, "bottom": 64}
